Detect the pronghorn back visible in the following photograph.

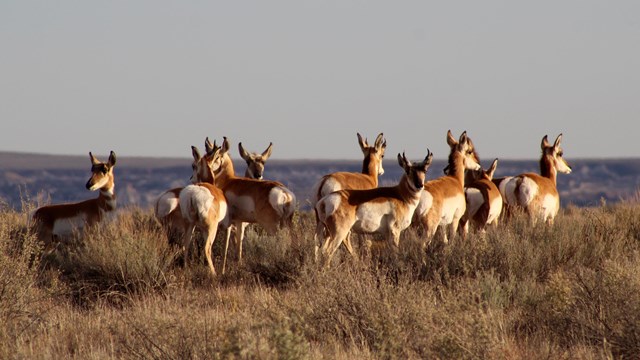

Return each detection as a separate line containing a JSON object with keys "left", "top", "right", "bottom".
{"left": 415, "top": 130, "right": 481, "bottom": 245}
{"left": 316, "top": 151, "right": 433, "bottom": 267}
{"left": 211, "top": 136, "right": 296, "bottom": 264}
{"left": 500, "top": 134, "right": 571, "bottom": 225}
{"left": 461, "top": 158, "right": 502, "bottom": 235}
{"left": 32, "top": 151, "right": 117, "bottom": 247}
{"left": 313, "top": 132, "right": 386, "bottom": 203}
{"left": 178, "top": 144, "right": 229, "bottom": 276}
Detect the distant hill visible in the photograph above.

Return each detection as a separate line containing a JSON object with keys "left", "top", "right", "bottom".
{"left": 1, "top": 152, "right": 639, "bottom": 211}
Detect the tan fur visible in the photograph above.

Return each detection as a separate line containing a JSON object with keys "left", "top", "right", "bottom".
{"left": 501, "top": 134, "right": 571, "bottom": 225}
{"left": 459, "top": 158, "right": 502, "bottom": 236}
{"left": 312, "top": 132, "right": 386, "bottom": 257}
{"left": 180, "top": 179, "right": 227, "bottom": 276}
{"left": 155, "top": 140, "right": 270, "bottom": 246}
{"left": 31, "top": 151, "right": 117, "bottom": 252}
{"left": 212, "top": 137, "right": 296, "bottom": 271}
{"left": 238, "top": 141, "right": 273, "bottom": 180}
{"left": 316, "top": 151, "right": 432, "bottom": 268}
{"left": 414, "top": 130, "right": 481, "bottom": 246}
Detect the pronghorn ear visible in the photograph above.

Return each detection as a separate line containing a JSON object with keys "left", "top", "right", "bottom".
{"left": 487, "top": 158, "right": 498, "bottom": 179}
{"left": 89, "top": 152, "right": 100, "bottom": 165}
{"left": 108, "top": 151, "right": 116, "bottom": 167}
{"left": 553, "top": 133, "right": 563, "bottom": 149}
{"left": 221, "top": 137, "right": 230, "bottom": 154}
{"left": 191, "top": 146, "right": 201, "bottom": 161}
{"left": 374, "top": 133, "right": 385, "bottom": 150}
{"left": 238, "top": 142, "right": 250, "bottom": 161}
{"left": 357, "top": 133, "right": 368, "bottom": 153}
{"left": 205, "top": 137, "right": 214, "bottom": 154}
{"left": 261, "top": 142, "right": 273, "bottom": 160}
{"left": 446, "top": 130, "right": 457, "bottom": 147}
{"left": 541, "top": 135, "right": 550, "bottom": 149}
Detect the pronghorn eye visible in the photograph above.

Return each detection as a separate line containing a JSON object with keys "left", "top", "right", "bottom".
{"left": 558, "top": 151, "right": 564, "bottom": 157}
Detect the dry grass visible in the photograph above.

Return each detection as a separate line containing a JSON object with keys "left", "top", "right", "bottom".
{"left": 2, "top": 201, "right": 640, "bottom": 359}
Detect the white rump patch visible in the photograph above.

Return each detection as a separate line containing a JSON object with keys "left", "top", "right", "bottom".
{"left": 465, "top": 188, "right": 484, "bottom": 219}
{"left": 319, "top": 178, "right": 341, "bottom": 199}
{"left": 269, "top": 187, "right": 295, "bottom": 217}
{"left": 156, "top": 191, "right": 180, "bottom": 218}
{"left": 502, "top": 177, "right": 519, "bottom": 206}
{"left": 180, "top": 185, "right": 214, "bottom": 223}
{"left": 517, "top": 177, "right": 539, "bottom": 207}
{"left": 316, "top": 194, "right": 341, "bottom": 222}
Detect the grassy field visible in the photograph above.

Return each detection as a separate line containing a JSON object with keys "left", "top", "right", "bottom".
{"left": 2, "top": 201, "right": 640, "bottom": 359}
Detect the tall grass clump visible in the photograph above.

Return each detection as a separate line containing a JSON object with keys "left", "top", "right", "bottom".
{"left": 0, "top": 206, "right": 64, "bottom": 358}
{"left": 56, "top": 208, "right": 178, "bottom": 306}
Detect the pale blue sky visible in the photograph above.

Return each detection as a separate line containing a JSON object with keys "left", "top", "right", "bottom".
{"left": 1, "top": 1, "right": 639, "bottom": 161}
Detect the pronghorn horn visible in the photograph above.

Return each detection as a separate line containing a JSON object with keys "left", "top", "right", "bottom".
{"left": 424, "top": 149, "right": 433, "bottom": 166}
{"left": 205, "top": 137, "right": 214, "bottom": 153}
{"left": 459, "top": 131, "right": 468, "bottom": 143}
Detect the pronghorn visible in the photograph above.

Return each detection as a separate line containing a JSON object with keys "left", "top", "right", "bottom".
{"left": 154, "top": 141, "right": 270, "bottom": 245}
{"left": 459, "top": 158, "right": 502, "bottom": 237}
{"left": 499, "top": 134, "right": 571, "bottom": 225}
{"left": 31, "top": 151, "right": 117, "bottom": 251}
{"left": 209, "top": 136, "right": 296, "bottom": 270}
{"left": 312, "top": 132, "right": 386, "bottom": 256}
{"left": 414, "top": 130, "right": 481, "bottom": 246}
{"left": 315, "top": 151, "right": 433, "bottom": 268}
{"left": 238, "top": 141, "right": 273, "bottom": 180}
{"left": 179, "top": 143, "right": 229, "bottom": 276}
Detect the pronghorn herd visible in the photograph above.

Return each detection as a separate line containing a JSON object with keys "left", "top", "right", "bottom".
{"left": 30, "top": 131, "right": 572, "bottom": 274}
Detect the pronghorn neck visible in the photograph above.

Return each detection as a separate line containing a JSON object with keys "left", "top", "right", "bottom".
{"left": 446, "top": 151, "right": 465, "bottom": 186}
{"left": 362, "top": 152, "right": 380, "bottom": 186}
{"left": 214, "top": 153, "right": 237, "bottom": 188}
{"left": 398, "top": 174, "right": 422, "bottom": 201}
{"left": 539, "top": 155, "right": 558, "bottom": 185}
{"left": 98, "top": 186, "right": 116, "bottom": 211}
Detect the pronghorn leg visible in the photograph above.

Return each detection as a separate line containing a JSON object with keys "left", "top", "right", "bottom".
{"left": 236, "top": 222, "right": 247, "bottom": 263}
{"left": 222, "top": 224, "right": 234, "bottom": 275}
{"left": 324, "top": 228, "right": 350, "bottom": 268}
{"left": 204, "top": 225, "right": 219, "bottom": 276}
{"left": 181, "top": 224, "right": 196, "bottom": 265}
{"left": 342, "top": 231, "right": 356, "bottom": 258}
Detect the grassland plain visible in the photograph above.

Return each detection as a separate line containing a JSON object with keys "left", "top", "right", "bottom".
{"left": 2, "top": 199, "right": 640, "bottom": 359}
